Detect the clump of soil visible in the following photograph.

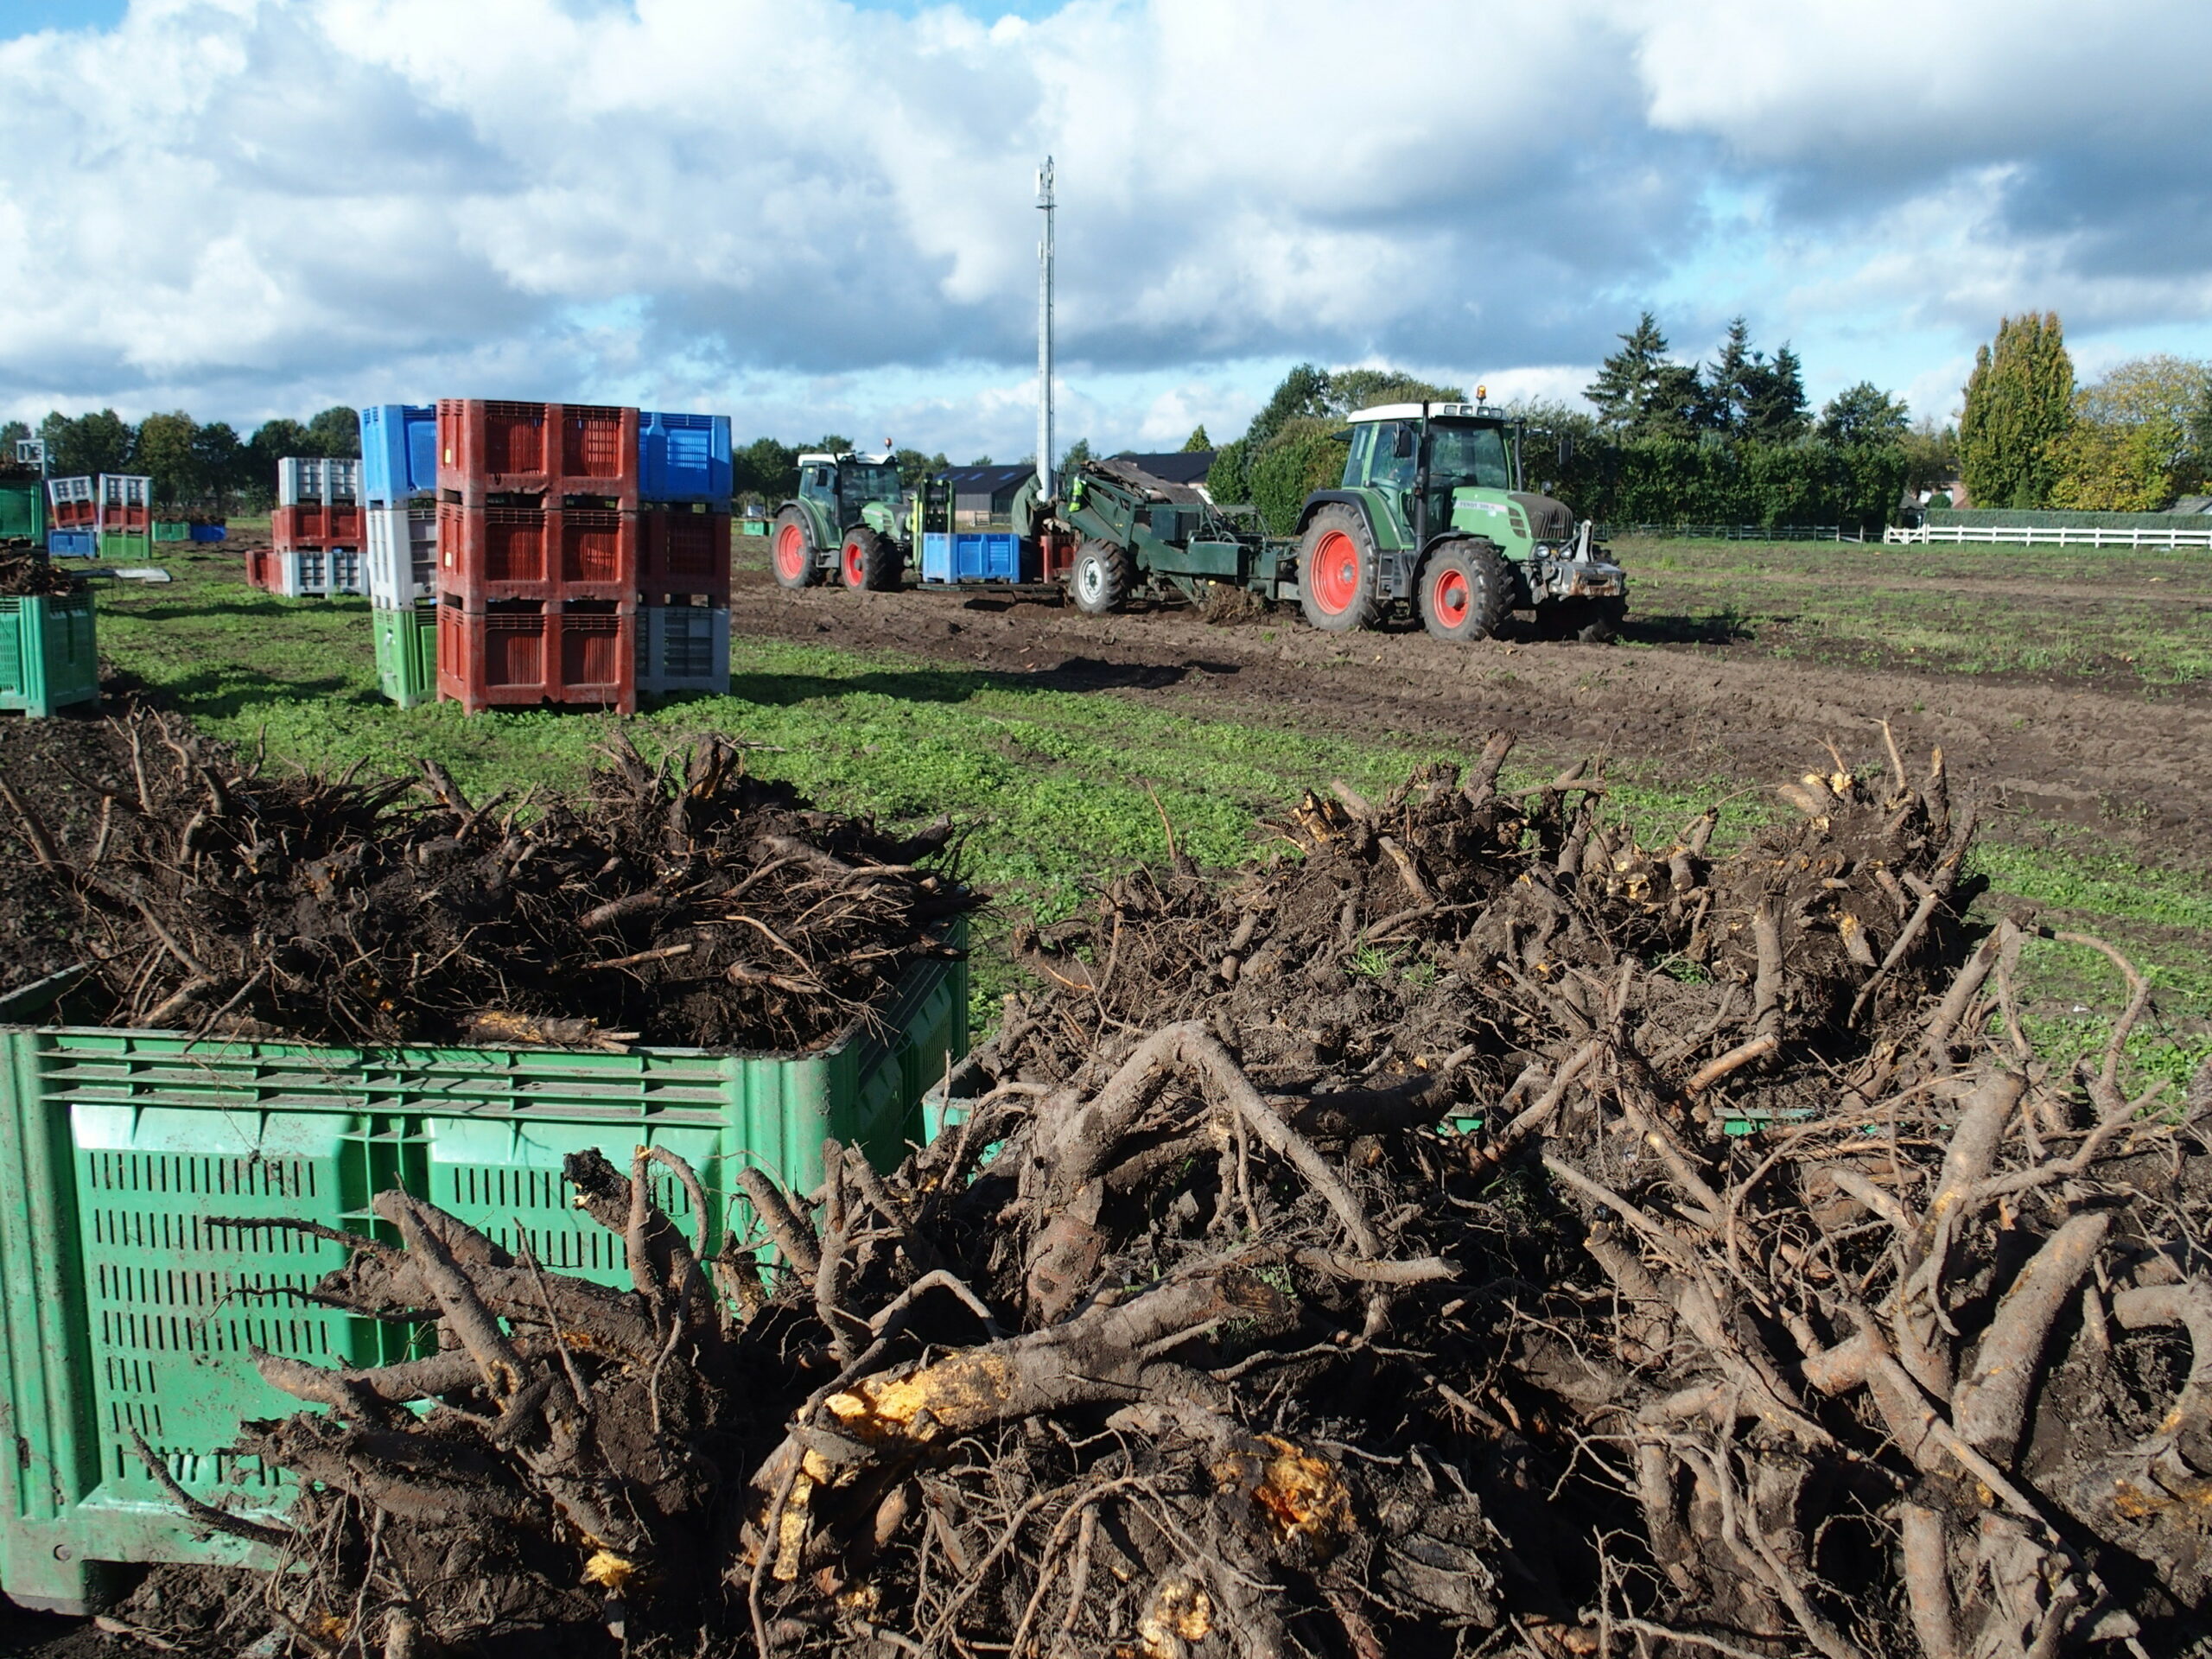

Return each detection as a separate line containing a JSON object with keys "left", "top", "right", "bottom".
{"left": 0, "top": 714, "right": 976, "bottom": 1051}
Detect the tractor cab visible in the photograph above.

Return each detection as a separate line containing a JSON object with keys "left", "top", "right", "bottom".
{"left": 797, "top": 452, "right": 904, "bottom": 538}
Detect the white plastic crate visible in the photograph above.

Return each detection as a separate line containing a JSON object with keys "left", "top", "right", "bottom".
{"left": 365, "top": 504, "right": 437, "bottom": 607}
{"left": 639, "top": 604, "right": 729, "bottom": 695}
{"left": 277, "top": 456, "right": 360, "bottom": 506}
{"left": 272, "top": 546, "right": 364, "bottom": 599}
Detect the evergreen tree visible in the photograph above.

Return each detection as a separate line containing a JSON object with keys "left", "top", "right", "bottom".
{"left": 1586, "top": 313, "right": 1703, "bottom": 439}
{"left": 1702, "top": 316, "right": 1758, "bottom": 433}
{"left": 1958, "top": 312, "right": 2075, "bottom": 509}
{"left": 1742, "top": 344, "right": 1809, "bottom": 442}
{"left": 1181, "top": 425, "right": 1211, "bottom": 452}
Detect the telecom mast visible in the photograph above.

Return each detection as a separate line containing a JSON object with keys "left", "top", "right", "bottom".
{"left": 1036, "top": 156, "right": 1055, "bottom": 505}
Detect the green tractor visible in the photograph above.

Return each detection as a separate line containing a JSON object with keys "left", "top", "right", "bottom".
{"left": 769, "top": 451, "right": 909, "bottom": 592}
{"left": 1293, "top": 402, "right": 1626, "bottom": 642}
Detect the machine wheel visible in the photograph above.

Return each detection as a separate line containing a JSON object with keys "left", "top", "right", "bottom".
{"left": 771, "top": 508, "right": 820, "bottom": 590}
{"left": 1070, "top": 539, "right": 1135, "bottom": 615}
{"left": 1417, "top": 538, "right": 1510, "bottom": 642}
{"left": 841, "top": 527, "right": 899, "bottom": 591}
{"left": 1297, "top": 504, "right": 1380, "bottom": 632}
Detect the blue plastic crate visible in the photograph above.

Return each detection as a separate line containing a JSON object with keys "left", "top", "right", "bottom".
{"left": 920, "top": 531, "right": 1023, "bottom": 582}
{"left": 188, "top": 524, "right": 227, "bottom": 543}
{"left": 358, "top": 404, "right": 437, "bottom": 505}
{"left": 46, "top": 531, "right": 96, "bottom": 558}
{"left": 639, "top": 411, "right": 732, "bottom": 504}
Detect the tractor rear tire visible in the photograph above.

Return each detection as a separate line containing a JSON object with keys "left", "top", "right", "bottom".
{"left": 1417, "top": 538, "right": 1510, "bottom": 642}
{"left": 1297, "top": 504, "right": 1380, "bottom": 632}
{"left": 1070, "top": 539, "right": 1135, "bottom": 615}
{"left": 841, "top": 527, "right": 899, "bottom": 592}
{"left": 771, "top": 508, "right": 820, "bottom": 590}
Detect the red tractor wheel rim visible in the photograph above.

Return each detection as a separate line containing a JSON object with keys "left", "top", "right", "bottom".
{"left": 1433, "top": 567, "right": 1471, "bottom": 627}
{"left": 842, "top": 539, "right": 866, "bottom": 588}
{"left": 774, "top": 524, "right": 807, "bottom": 581}
{"left": 1309, "top": 530, "right": 1360, "bottom": 613}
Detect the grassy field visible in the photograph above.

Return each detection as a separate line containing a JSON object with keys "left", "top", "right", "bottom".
{"left": 1617, "top": 535, "right": 2212, "bottom": 687}
{"left": 86, "top": 542, "right": 2212, "bottom": 1087}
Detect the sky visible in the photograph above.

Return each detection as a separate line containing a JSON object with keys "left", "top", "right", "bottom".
{"left": 3, "top": 0, "right": 2209, "bottom": 461}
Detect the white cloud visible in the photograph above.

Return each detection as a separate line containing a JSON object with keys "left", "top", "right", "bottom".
{"left": 0, "top": 0, "right": 2208, "bottom": 460}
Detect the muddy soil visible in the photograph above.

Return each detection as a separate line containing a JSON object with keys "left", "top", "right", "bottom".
{"left": 728, "top": 570, "right": 2212, "bottom": 868}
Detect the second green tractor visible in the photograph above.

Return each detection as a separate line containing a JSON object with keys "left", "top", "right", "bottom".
{"left": 769, "top": 451, "right": 909, "bottom": 592}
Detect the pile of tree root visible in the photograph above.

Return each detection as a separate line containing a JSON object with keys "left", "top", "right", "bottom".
{"left": 0, "top": 544, "right": 84, "bottom": 595}
{"left": 0, "top": 714, "right": 974, "bottom": 1050}
{"left": 118, "top": 733, "right": 2212, "bottom": 1659}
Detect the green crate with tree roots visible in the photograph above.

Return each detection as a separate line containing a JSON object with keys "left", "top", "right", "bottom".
{"left": 0, "top": 931, "right": 966, "bottom": 1613}
{"left": 767, "top": 450, "right": 910, "bottom": 593}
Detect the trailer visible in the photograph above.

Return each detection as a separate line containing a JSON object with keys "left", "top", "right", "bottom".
{"left": 1058, "top": 457, "right": 1288, "bottom": 614}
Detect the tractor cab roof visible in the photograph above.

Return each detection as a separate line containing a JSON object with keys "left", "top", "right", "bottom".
{"left": 1342, "top": 402, "right": 1513, "bottom": 424}
{"left": 797, "top": 451, "right": 893, "bottom": 467}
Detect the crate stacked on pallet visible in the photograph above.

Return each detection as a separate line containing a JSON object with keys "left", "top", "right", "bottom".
{"left": 96, "top": 474, "right": 153, "bottom": 563}
{"left": 269, "top": 458, "right": 363, "bottom": 596}
{"left": 44, "top": 477, "right": 96, "bottom": 557}
{"left": 435, "top": 400, "right": 639, "bottom": 715}
{"left": 359, "top": 404, "right": 439, "bottom": 706}
{"left": 637, "top": 410, "right": 733, "bottom": 696}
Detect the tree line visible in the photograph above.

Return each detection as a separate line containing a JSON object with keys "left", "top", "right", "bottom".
{"left": 0, "top": 406, "right": 361, "bottom": 511}
{"left": 1955, "top": 314, "right": 2212, "bottom": 511}
{"left": 1204, "top": 321, "right": 1953, "bottom": 537}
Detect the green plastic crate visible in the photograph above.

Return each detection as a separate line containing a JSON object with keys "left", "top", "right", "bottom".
{"left": 0, "top": 936, "right": 966, "bottom": 1611}
{"left": 735, "top": 518, "right": 768, "bottom": 537}
{"left": 372, "top": 602, "right": 436, "bottom": 709}
{"left": 0, "top": 593, "right": 99, "bottom": 717}
{"left": 151, "top": 522, "right": 190, "bottom": 543}
{"left": 97, "top": 531, "right": 149, "bottom": 563}
{"left": 0, "top": 480, "right": 45, "bottom": 543}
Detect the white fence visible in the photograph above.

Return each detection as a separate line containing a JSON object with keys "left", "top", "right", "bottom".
{"left": 1885, "top": 523, "right": 2212, "bottom": 550}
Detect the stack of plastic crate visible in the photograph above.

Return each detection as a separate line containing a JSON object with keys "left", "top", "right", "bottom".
{"left": 270, "top": 459, "right": 363, "bottom": 596}
{"left": 43, "top": 477, "right": 96, "bottom": 557}
{"left": 637, "top": 411, "right": 733, "bottom": 696}
{"left": 360, "top": 405, "right": 439, "bottom": 706}
{"left": 434, "top": 401, "right": 639, "bottom": 715}
{"left": 96, "top": 475, "right": 152, "bottom": 563}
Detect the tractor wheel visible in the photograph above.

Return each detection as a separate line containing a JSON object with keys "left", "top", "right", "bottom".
{"left": 1297, "top": 504, "right": 1380, "bottom": 632}
{"left": 1070, "top": 539, "right": 1135, "bottom": 616}
{"left": 1417, "top": 538, "right": 1510, "bottom": 642}
{"left": 771, "top": 508, "right": 820, "bottom": 590}
{"left": 841, "top": 527, "right": 899, "bottom": 592}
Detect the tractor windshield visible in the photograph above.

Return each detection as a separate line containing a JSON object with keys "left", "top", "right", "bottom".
{"left": 841, "top": 464, "right": 903, "bottom": 511}
{"left": 1427, "top": 423, "right": 1513, "bottom": 492}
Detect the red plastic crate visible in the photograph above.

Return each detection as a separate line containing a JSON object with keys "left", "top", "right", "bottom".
{"left": 435, "top": 501, "right": 637, "bottom": 607}
{"left": 435, "top": 598, "right": 637, "bottom": 715}
{"left": 270, "top": 503, "right": 365, "bottom": 550}
{"left": 435, "top": 400, "right": 639, "bottom": 509}
{"left": 244, "top": 547, "right": 273, "bottom": 591}
{"left": 639, "top": 505, "right": 732, "bottom": 601}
